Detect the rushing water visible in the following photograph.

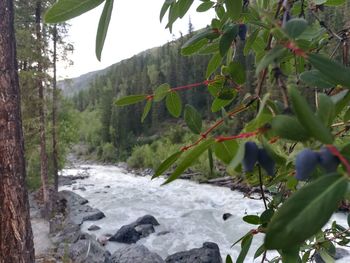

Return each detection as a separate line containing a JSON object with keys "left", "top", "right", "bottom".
{"left": 60, "top": 164, "right": 350, "bottom": 262}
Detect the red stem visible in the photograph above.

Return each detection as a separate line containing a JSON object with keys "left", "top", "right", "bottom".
{"left": 326, "top": 145, "right": 350, "bottom": 175}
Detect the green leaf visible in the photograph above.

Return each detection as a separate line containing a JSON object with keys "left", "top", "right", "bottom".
{"left": 177, "top": 0, "right": 194, "bottom": 18}
{"left": 332, "top": 90, "right": 350, "bottom": 115}
{"left": 308, "top": 53, "right": 350, "bottom": 88}
{"left": 44, "top": 0, "right": 104, "bottom": 23}
{"left": 160, "top": 1, "right": 171, "bottom": 22}
{"left": 153, "top": 151, "right": 183, "bottom": 179}
{"left": 96, "top": 0, "right": 114, "bottom": 61}
{"left": 219, "top": 24, "right": 239, "bottom": 57}
{"left": 319, "top": 249, "right": 335, "bottom": 263}
{"left": 206, "top": 52, "right": 222, "bottom": 78}
{"left": 197, "top": 1, "right": 215, "bottom": 12}
{"left": 271, "top": 115, "right": 310, "bottom": 141}
{"left": 163, "top": 139, "right": 215, "bottom": 185}
{"left": 281, "top": 247, "right": 301, "bottom": 263}
{"left": 254, "top": 244, "right": 266, "bottom": 259}
{"left": 211, "top": 97, "right": 232, "bottom": 112}
{"left": 260, "top": 209, "right": 274, "bottom": 224}
{"left": 344, "top": 107, "right": 350, "bottom": 122}
{"left": 243, "top": 215, "right": 261, "bottom": 225}
{"left": 284, "top": 18, "right": 308, "bottom": 38}
{"left": 289, "top": 86, "right": 333, "bottom": 144}
{"left": 214, "top": 140, "right": 239, "bottom": 164}
{"left": 141, "top": 100, "right": 152, "bottom": 123}
{"left": 166, "top": 91, "right": 182, "bottom": 117}
{"left": 244, "top": 29, "right": 260, "bottom": 56}
{"left": 225, "top": 0, "right": 243, "bottom": 20}
{"left": 325, "top": 0, "right": 346, "bottom": 6}
{"left": 224, "top": 61, "right": 246, "bottom": 84}
{"left": 237, "top": 233, "right": 253, "bottom": 263}
{"left": 154, "top": 83, "right": 171, "bottom": 102}
{"left": 182, "top": 38, "right": 208, "bottom": 56}
{"left": 265, "top": 174, "right": 347, "bottom": 250}
{"left": 225, "top": 255, "right": 233, "bottom": 263}
{"left": 299, "top": 70, "right": 334, "bottom": 89}
{"left": 256, "top": 46, "right": 287, "bottom": 73}
{"left": 228, "top": 142, "right": 245, "bottom": 171}
{"left": 182, "top": 28, "right": 215, "bottom": 50}
{"left": 184, "top": 105, "right": 202, "bottom": 134}
{"left": 317, "top": 94, "right": 335, "bottom": 127}
{"left": 115, "top": 95, "right": 147, "bottom": 106}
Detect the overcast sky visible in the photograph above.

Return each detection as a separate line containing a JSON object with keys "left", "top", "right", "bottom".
{"left": 58, "top": 1, "right": 213, "bottom": 80}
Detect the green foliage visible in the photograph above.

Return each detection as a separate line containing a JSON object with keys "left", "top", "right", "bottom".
{"left": 101, "top": 142, "right": 117, "bottom": 162}
{"left": 96, "top": 0, "right": 114, "bottom": 61}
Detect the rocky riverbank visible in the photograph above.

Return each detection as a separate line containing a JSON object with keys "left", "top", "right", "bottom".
{"left": 34, "top": 188, "right": 223, "bottom": 262}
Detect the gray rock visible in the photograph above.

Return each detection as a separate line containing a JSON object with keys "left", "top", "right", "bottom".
{"left": 109, "top": 225, "right": 141, "bottom": 244}
{"left": 110, "top": 244, "right": 164, "bottom": 263}
{"left": 57, "top": 234, "right": 111, "bottom": 263}
{"left": 222, "top": 213, "right": 232, "bottom": 221}
{"left": 135, "top": 215, "right": 160, "bottom": 226}
{"left": 157, "top": 231, "right": 170, "bottom": 236}
{"left": 59, "top": 190, "right": 105, "bottom": 225}
{"left": 88, "top": 224, "right": 101, "bottom": 231}
{"left": 134, "top": 224, "right": 155, "bottom": 238}
{"left": 165, "top": 242, "right": 222, "bottom": 263}
{"left": 110, "top": 215, "right": 159, "bottom": 244}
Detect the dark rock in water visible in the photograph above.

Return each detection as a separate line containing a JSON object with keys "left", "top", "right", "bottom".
{"left": 222, "top": 213, "right": 232, "bottom": 221}
{"left": 135, "top": 215, "right": 160, "bottom": 226}
{"left": 88, "top": 224, "right": 101, "bottom": 231}
{"left": 134, "top": 224, "right": 155, "bottom": 237}
{"left": 82, "top": 210, "right": 105, "bottom": 222}
{"left": 109, "top": 225, "right": 141, "bottom": 244}
{"left": 157, "top": 231, "right": 170, "bottom": 236}
{"left": 57, "top": 234, "right": 111, "bottom": 263}
{"left": 165, "top": 242, "right": 222, "bottom": 263}
{"left": 104, "top": 185, "right": 111, "bottom": 188}
{"left": 314, "top": 247, "right": 350, "bottom": 263}
{"left": 110, "top": 215, "right": 160, "bottom": 244}
{"left": 110, "top": 244, "right": 164, "bottom": 263}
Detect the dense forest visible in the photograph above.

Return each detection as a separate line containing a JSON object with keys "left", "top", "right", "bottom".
{"left": 15, "top": 1, "right": 78, "bottom": 190}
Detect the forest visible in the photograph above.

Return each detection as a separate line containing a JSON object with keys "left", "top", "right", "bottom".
{"left": 2, "top": 0, "right": 350, "bottom": 262}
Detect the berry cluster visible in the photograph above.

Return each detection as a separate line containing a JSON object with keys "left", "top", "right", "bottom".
{"left": 295, "top": 147, "right": 340, "bottom": 181}
{"left": 242, "top": 142, "right": 275, "bottom": 176}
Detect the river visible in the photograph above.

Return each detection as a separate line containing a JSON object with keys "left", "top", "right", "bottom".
{"left": 60, "top": 164, "right": 350, "bottom": 262}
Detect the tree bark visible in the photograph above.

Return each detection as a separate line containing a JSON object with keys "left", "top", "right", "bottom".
{"left": 52, "top": 25, "right": 59, "bottom": 192}
{"left": 0, "top": 0, "right": 35, "bottom": 261}
{"left": 35, "top": 0, "right": 50, "bottom": 215}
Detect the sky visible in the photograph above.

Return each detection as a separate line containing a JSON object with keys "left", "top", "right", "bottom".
{"left": 58, "top": 0, "right": 213, "bottom": 80}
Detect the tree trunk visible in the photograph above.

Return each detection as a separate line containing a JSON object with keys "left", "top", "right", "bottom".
{"left": 35, "top": 0, "right": 50, "bottom": 216}
{"left": 0, "top": 0, "right": 35, "bottom": 261}
{"left": 52, "top": 25, "right": 59, "bottom": 192}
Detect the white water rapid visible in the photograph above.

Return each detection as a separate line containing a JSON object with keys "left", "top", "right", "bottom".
{"left": 60, "top": 164, "right": 350, "bottom": 262}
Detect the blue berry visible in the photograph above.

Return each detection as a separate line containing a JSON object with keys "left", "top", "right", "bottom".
{"left": 295, "top": 149, "right": 319, "bottom": 181}
{"left": 238, "top": 24, "right": 247, "bottom": 41}
{"left": 318, "top": 147, "right": 339, "bottom": 173}
{"left": 242, "top": 142, "right": 259, "bottom": 173}
{"left": 258, "top": 148, "right": 275, "bottom": 176}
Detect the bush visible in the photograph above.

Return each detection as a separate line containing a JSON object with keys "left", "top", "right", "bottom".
{"left": 101, "top": 143, "right": 117, "bottom": 162}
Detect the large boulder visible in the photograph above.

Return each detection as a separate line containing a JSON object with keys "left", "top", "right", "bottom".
{"left": 109, "top": 215, "right": 159, "bottom": 244}
{"left": 135, "top": 215, "right": 160, "bottom": 226}
{"left": 109, "top": 225, "right": 141, "bottom": 244}
{"left": 58, "top": 190, "right": 105, "bottom": 225}
{"left": 57, "top": 234, "right": 111, "bottom": 263}
{"left": 165, "top": 242, "right": 222, "bottom": 263}
{"left": 110, "top": 244, "right": 164, "bottom": 263}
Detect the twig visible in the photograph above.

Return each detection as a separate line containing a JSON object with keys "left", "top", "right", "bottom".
{"left": 258, "top": 166, "right": 268, "bottom": 210}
